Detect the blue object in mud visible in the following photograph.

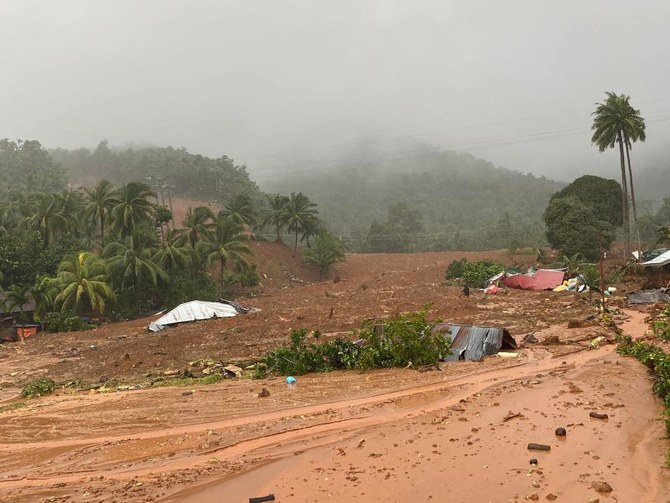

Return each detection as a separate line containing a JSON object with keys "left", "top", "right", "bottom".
{"left": 286, "top": 376, "right": 296, "bottom": 385}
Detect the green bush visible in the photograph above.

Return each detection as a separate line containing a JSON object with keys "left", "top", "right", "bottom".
{"left": 264, "top": 329, "right": 359, "bottom": 376}
{"left": 160, "top": 270, "right": 219, "bottom": 310}
{"left": 262, "top": 310, "right": 450, "bottom": 376}
{"left": 444, "top": 259, "right": 467, "bottom": 281}
{"left": 445, "top": 259, "right": 505, "bottom": 288}
{"left": 43, "top": 312, "right": 96, "bottom": 332}
{"left": 355, "top": 309, "right": 450, "bottom": 370}
{"left": 21, "top": 377, "right": 56, "bottom": 397}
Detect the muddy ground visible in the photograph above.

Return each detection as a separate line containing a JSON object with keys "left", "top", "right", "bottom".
{"left": 0, "top": 247, "right": 668, "bottom": 502}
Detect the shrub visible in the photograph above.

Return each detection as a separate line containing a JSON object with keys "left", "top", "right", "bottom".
{"left": 262, "top": 309, "right": 450, "bottom": 376}
{"left": 21, "top": 377, "right": 56, "bottom": 397}
{"left": 43, "top": 312, "right": 96, "bottom": 332}
{"left": 264, "top": 329, "right": 359, "bottom": 376}
{"left": 160, "top": 270, "right": 219, "bottom": 310}
{"left": 446, "top": 259, "right": 505, "bottom": 288}
{"left": 444, "top": 259, "right": 467, "bottom": 281}
{"left": 355, "top": 309, "right": 449, "bottom": 370}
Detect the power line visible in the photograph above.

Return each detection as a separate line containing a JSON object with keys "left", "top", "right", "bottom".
{"left": 250, "top": 114, "right": 670, "bottom": 180}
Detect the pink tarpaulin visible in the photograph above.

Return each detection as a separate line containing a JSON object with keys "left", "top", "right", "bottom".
{"left": 502, "top": 269, "right": 565, "bottom": 291}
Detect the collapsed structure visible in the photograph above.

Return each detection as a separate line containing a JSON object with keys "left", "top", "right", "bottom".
{"left": 434, "top": 323, "right": 517, "bottom": 362}
{"left": 501, "top": 269, "right": 565, "bottom": 291}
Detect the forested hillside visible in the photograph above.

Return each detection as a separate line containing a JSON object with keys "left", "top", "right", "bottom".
{"left": 259, "top": 144, "right": 565, "bottom": 251}
{"left": 50, "top": 140, "right": 263, "bottom": 204}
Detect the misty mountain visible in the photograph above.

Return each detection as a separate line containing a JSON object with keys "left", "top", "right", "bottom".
{"left": 257, "top": 144, "right": 566, "bottom": 251}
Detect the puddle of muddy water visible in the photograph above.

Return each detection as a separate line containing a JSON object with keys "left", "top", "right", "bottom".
{"left": 166, "top": 454, "right": 300, "bottom": 503}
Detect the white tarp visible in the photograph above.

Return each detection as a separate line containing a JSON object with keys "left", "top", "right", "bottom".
{"left": 148, "top": 301, "right": 238, "bottom": 332}
{"left": 642, "top": 250, "right": 670, "bottom": 267}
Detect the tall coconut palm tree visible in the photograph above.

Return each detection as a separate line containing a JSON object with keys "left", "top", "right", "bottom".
{"left": 620, "top": 97, "right": 646, "bottom": 255}
{"left": 25, "top": 193, "right": 67, "bottom": 246}
{"left": 57, "top": 188, "right": 86, "bottom": 237}
{"left": 104, "top": 230, "right": 166, "bottom": 312}
{"left": 176, "top": 206, "right": 216, "bottom": 249}
{"left": 109, "top": 182, "right": 156, "bottom": 238}
{"left": 54, "top": 252, "right": 114, "bottom": 315}
{"left": 260, "top": 194, "right": 290, "bottom": 243}
{"left": 283, "top": 192, "right": 319, "bottom": 255}
{"left": 152, "top": 229, "right": 194, "bottom": 274}
{"left": 85, "top": 180, "right": 118, "bottom": 240}
{"left": 198, "top": 219, "right": 251, "bottom": 296}
{"left": 219, "top": 193, "right": 257, "bottom": 229}
{"left": 591, "top": 92, "right": 645, "bottom": 258}
{"left": 0, "top": 201, "right": 21, "bottom": 238}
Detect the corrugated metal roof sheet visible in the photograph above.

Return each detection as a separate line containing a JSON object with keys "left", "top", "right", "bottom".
{"left": 435, "top": 323, "right": 517, "bottom": 362}
{"left": 642, "top": 250, "right": 670, "bottom": 267}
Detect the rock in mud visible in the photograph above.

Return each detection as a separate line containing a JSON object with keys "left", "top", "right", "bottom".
{"left": 223, "top": 365, "right": 244, "bottom": 378}
{"left": 542, "top": 335, "right": 560, "bottom": 345}
{"left": 527, "top": 443, "right": 551, "bottom": 451}
{"left": 545, "top": 494, "right": 557, "bottom": 501}
{"left": 258, "top": 388, "right": 270, "bottom": 398}
{"left": 567, "top": 319, "right": 590, "bottom": 328}
{"left": 529, "top": 458, "right": 538, "bottom": 466}
{"left": 589, "top": 412, "right": 609, "bottom": 420}
{"left": 591, "top": 481, "right": 613, "bottom": 493}
{"left": 554, "top": 427, "right": 566, "bottom": 437}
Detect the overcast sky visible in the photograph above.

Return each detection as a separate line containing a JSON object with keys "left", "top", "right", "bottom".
{"left": 2, "top": 0, "right": 669, "bottom": 183}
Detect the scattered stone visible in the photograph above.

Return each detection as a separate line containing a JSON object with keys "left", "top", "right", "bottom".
{"left": 526, "top": 494, "right": 539, "bottom": 501}
{"left": 589, "top": 412, "right": 609, "bottom": 420}
{"left": 591, "top": 481, "right": 613, "bottom": 493}
{"left": 528, "top": 443, "right": 551, "bottom": 451}
{"left": 542, "top": 335, "right": 560, "bottom": 345}
{"left": 554, "top": 427, "right": 566, "bottom": 437}
{"left": 545, "top": 494, "right": 557, "bottom": 501}
{"left": 258, "top": 388, "right": 270, "bottom": 398}
{"left": 529, "top": 458, "right": 538, "bottom": 466}
{"left": 567, "top": 319, "right": 589, "bottom": 329}
{"left": 223, "top": 365, "right": 243, "bottom": 378}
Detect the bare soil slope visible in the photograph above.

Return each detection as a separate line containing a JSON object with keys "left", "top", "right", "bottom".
{"left": 0, "top": 247, "right": 668, "bottom": 502}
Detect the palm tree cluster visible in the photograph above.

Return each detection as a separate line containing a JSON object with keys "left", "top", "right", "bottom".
{"left": 591, "top": 92, "right": 646, "bottom": 259}
{"left": 1, "top": 183, "right": 343, "bottom": 324}
{"left": 260, "top": 192, "right": 322, "bottom": 254}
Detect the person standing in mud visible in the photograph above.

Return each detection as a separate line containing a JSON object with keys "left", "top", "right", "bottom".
{"left": 462, "top": 282, "right": 470, "bottom": 298}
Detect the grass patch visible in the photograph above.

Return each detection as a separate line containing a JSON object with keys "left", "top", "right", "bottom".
{"left": 0, "top": 402, "right": 27, "bottom": 414}
{"left": 21, "top": 377, "right": 56, "bottom": 398}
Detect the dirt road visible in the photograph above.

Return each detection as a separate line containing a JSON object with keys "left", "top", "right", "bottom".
{"left": 1, "top": 310, "right": 668, "bottom": 502}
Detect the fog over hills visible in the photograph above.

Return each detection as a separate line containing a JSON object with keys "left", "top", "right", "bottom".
{"left": 1, "top": 1, "right": 669, "bottom": 188}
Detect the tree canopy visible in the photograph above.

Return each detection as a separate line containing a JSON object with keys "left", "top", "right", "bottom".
{"left": 544, "top": 176, "right": 621, "bottom": 261}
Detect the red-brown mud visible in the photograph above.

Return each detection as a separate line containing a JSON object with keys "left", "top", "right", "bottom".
{"left": 0, "top": 248, "right": 666, "bottom": 502}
